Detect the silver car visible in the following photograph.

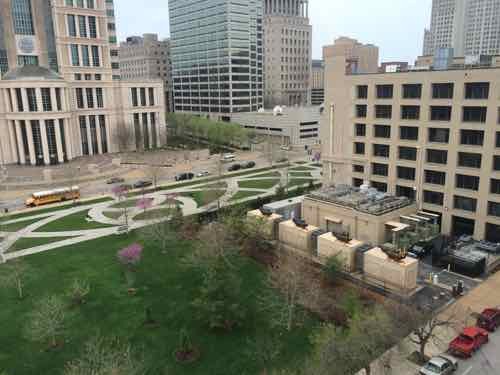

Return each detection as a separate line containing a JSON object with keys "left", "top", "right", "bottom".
{"left": 419, "top": 355, "right": 458, "bottom": 375}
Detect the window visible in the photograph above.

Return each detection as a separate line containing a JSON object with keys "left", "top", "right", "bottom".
{"left": 424, "top": 190, "right": 444, "bottom": 206}
{"left": 396, "top": 186, "right": 415, "bottom": 200}
{"left": 89, "top": 115, "right": 98, "bottom": 153}
{"left": 79, "top": 116, "right": 89, "bottom": 155}
{"left": 428, "top": 128, "right": 450, "bottom": 143}
{"left": 430, "top": 106, "right": 452, "bottom": 121}
{"left": 460, "top": 130, "right": 484, "bottom": 146}
{"left": 425, "top": 170, "right": 446, "bottom": 185}
{"left": 26, "top": 88, "right": 37, "bottom": 112}
{"left": 495, "top": 156, "right": 500, "bottom": 171}
{"left": 376, "top": 84, "right": 393, "bottom": 99}
{"left": 371, "top": 181, "right": 388, "bottom": 192}
{"left": 454, "top": 196, "right": 477, "bottom": 212}
{"left": 353, "top": 178, "right": 364, "bottom": 187}
{"left": 432, "top": 83, "right": 454, "bottom": 99}
{"left": 78, "top": 15, "right": 87, "bottom": 37}
{"left": 427, "top": 149, "right": 448, "bottom": 164}
{"left": 148, "top": 87, "right": 155, "bottom": 106}
{"left": 399, "top": 146, "right": 417, "bottom": 161}
{"left": 463, "top": 107, "right": 487, "bottom": 123}
{"left": 131, "top": 88, "right": 138, "bottom": 107}
{"left": 71, "top": 44, "right": 79, "bottom": 66}
{"left": 81, "top": 45, "right": 90, "bottom": 66}
{"left": 41, "top": 88, "right": 52, "bottom": 112}
{"left": 91, "top": 45, "right": 100, "bottom": 67}
{"left": 87, "top": 0, "right": 95, "bottom": 8}
{"left": 491, "top": 179, "right": 500, "bottom": 195}
{"left": 356, "top": 105, "right": 367, "bottom": 118}
{"left": 373, "top": 144, "right": 390, "bottom": 158}
{"left": 357, "top": 85, "right": 368, "bottom": 99}
{"left": 12, "top": 0, "right": 35, "bottom": 35}
{"left": 400, "top": 126, "right": 419, "bottom": 141}
{"left": 84, "top": 73, "right": 91, "bottom": 81}
{"left": 76, "top": 88, "right": 84, "bottom": 108}
{"left": 67, "top": 14, "right": 76, "bottom": 36}
{"left": 486, "top": 223, "right": 500, "bottom": 242}
{"left": 458, "top": 152, "right": 482, "bottom": 169}
{"left": 456, "top": 174, "right": 480, "bottom": 191}
{"left": 402, "top": 84, "right": 422, "bottom": 99}
{"left": 488, "top": 202, "right": 500, "bottom": 218}
{"left": 372, "top": 163, "right": 389, "bottom": 176}
{"left": 354, "top": 123, "right": 366, "bottom": 137}
{"left": 375, "top": 105, "right": 392, "bottom": 119}
{"left": 401, "top": 105, "right": 420, "bottom": 120}
{"left": 17, "top": 55, "right": 38, "bottom": 66}
{"left": 99, "top": 115, "right": 108, "bottom": 153}
{"left": 88, "top": 16, "right": 97, "bottom": 38}
{"left": 465, "top": 82, "right": 489, "bottom": 99}
{"left": 374, "top": 125, "right": 391, "bottom": 138}
{"left": 397, "top": 166, "right": 416, "bottom": 181}
{"left": 96, "top": 87, "right": 103, "bottom": 108}
{"left": 354, "top": 142, "right": 365, "bottom": 155}
{"left": 140, "top": 88, "right": 146, "bottom": 106}
{"left": 353, "top": 165, "right": 364, "bottom": 173}
{"left": 86, "top": 88, "right": 94, "bottom": 108}
{"left": 497, "top": 132, "right": 500, "bottom": 148}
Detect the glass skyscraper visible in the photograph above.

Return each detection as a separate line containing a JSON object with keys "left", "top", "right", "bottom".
{"left": 169, "top": 0, "right": 263, "bottom": 116}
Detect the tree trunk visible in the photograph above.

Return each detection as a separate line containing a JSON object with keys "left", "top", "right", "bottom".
{"left": 16, "top": 278, "right": 23, "bottom": 299}
{"left": 365, "top": 365, "right": 371, "bottom": 375}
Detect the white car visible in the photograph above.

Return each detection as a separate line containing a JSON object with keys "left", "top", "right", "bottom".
{"left": 419, "top": 355, "right": 458, "bottom": 375}
{"left": 196, "top": 171, "right": 210, "bottom": 178}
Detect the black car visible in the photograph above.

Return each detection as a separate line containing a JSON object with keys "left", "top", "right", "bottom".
{"left": 243, "top": 161, "right": 256, "bottom": 169}
{"left": 106, "top": 177, "right": 125, "bottom": 184}
{"left": 133, "top": 180, "right": 153, "bottom": 189}
{"left": 175, "top": 173, "right": 194, "bottom": 181}
{"left": 228, "top": 164, "right": 242, "bottom": 172}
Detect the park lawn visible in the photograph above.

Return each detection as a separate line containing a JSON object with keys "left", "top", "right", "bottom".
{"left": 289, "top": 172, "right": 312, "bottom": 178}
{"left": 7, "top": 236, "right": 75, "bottom": 253}
{"left": 0, "top": 233, "right": 317, "bottom": 375}
{"left": 110, "top": 199, "right": 140, "bottom": 210}
{"left": 182, "top": 190, "right": 225, "bottom": 207}
{"left": 238, "top": 179, "right": 280, "bottom": 190}
{"left": 0, "top": 217, "right": 46, "bottom": 233}
{"left": 102, "top": 211, "right": 124, "bottom": 220}
{"left": 133, "top": 208, "right": 174, "bottom": 221}
{"left": 229, "top": 191, "right": 264, "bottom": 202}
{"left": 287, "top": 179, "right": 316, "bottom": 189}
{"left": 34, "top": 210, "right": 115, "bottom": 232}
{"left": 289, "top": 166, "right": 315, "bottom": 172}
{"left": 241, "top": 171, "right": 281, "bottom": 179}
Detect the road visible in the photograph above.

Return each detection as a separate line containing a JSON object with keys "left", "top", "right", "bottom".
{"left": 454, "top": 328, "right": 500, "bottom": 375}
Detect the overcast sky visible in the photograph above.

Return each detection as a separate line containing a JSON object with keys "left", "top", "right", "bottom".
{"left": 115, "top": 0, "right": 432, "bottom": 64}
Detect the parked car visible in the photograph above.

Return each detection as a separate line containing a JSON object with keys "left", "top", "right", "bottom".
{"left": 118, "top": 183, "right": 133, "bottom": 190}
{"left": 228, "top": 164, "right": 241, "bottom": 172}
{"left": 448, "top": 326, "right": 489, "bottom": 358}
{"left": 196, "top": 171, "right": 211, "bottom": 178}
{"left": 133, "top": 180, "right": 153, "bottom": 189}
{"left": 242, "top": 161, "right": 256, "bottom": 169}
{"left": 408, "top": 241, "right": 433, "bottom": 259}
{"left": 280, "top": 145, "right": 291, "bottom": 151}
{"left": 175, "top": 173, "right": 194, "bottom": 182}
{"left": 419, "top": 354, "right": 458, "bottom": 375}
{"left": 106, "top": 177, "right": 125, "bottom": 184}
{"left": 220, "top": 153, "right": 236, "bottom": 162}
{"left": 476, "top": 308, "right": 500, "bottom": 332}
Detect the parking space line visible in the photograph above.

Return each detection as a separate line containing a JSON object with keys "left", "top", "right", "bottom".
{"left": 462, "top": 365, "right": 474, "bottom": 375}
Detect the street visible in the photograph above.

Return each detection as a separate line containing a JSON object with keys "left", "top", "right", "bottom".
{"left": 454, "top": 328, "right": 500, "bottom": 375}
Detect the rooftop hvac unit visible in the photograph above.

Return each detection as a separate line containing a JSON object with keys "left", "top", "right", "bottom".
{"left": 476, "top": 241, "right": 500, "bottom": 254}
{"left": 293, "top": 217, "right": 308, "bottom": 229}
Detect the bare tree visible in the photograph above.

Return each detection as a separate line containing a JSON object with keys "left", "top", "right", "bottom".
{"left": 0, "top": 258, "right": 29, "bottom": 299}
{"left": 139, "top": 212, "right": 177, "bottom": 254}
{"left": 64, "top": 336, "right": 144, "bottom": 375}
{"left": 258, "top": 250, "right": 319, "bottom": 332}
{"left": 25, "top": 295, "right": 66, "bottom": 348}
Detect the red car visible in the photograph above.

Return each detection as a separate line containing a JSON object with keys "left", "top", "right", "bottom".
{"left": 448, "top": 326, "right": 489, "bottom": 358}
{"left": 477, "top": 308, "right": 500, "bottom": 332}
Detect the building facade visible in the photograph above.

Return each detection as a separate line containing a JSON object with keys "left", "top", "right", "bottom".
{"left": 0, "top": 0, "right": 166, "bottom": 167}
{"left": 323, "top": 37, "right": 379, "bottom": 74}
{"left": 105, "top": 0, "right": 120, "bottom": 80}
{"left": 263, "top": 0, "right": 312, "bottom": 108}
{"left": 168, "top": 0, "right": 263, "bottom": 117}
{"left": 311, "top": 59, "right": 324, "bottom": 105}
{"left": 423, "top": 0, "right": 500, "bottom": 57}
{"left": 120, "top": 34, "right": 173, "bottom": 112}
{"left": 321, "top": 53, "right": 500, "bottom": 242}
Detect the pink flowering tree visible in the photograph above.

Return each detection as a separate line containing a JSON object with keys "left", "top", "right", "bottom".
{"left": 136, "top": 197, "right": 153, "bottom": 214}
{"left": 112, "top": 185, "right": 130, "bottom": 226}
{"left": 117, "top": 243, "right": 143, "bottom": 287}
{"left": 165, "top": 193, "right": 179, "bottom": 209}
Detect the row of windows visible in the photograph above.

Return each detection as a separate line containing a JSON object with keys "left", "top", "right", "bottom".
{"left": 357, "top": 82, "right": 491, "bottom": 100}
{"left": 67, "top": 14, "right": 97, "bottom": 39}
{"left": 70, "top": 44, "right": 100, "bottom": 67}
{"left": 8, "top": 87, "right": 63, "bottom": 113}
{"left": 75, "top": 87, "right": 104, "bottom": 109}
{"left": 131, "top": 87, "right": 156, "bottom": 107}
{"left": 356, "top": 104, "right": 491, "bottom": 123}
{"left": 65, "top": 0, "right": 95, "bottom": 9}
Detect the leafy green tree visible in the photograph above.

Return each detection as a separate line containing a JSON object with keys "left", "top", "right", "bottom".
{"left": 323, "top": 255, "right": 342, "bottom": 284}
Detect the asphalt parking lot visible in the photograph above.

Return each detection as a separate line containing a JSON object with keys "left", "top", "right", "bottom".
{"left": 454, "top": 327, "right": 500, "bottom": 375}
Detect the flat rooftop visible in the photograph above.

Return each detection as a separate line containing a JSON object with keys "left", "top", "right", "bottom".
{"left": 306, "top": 185, "right": 413, "bottom": 216}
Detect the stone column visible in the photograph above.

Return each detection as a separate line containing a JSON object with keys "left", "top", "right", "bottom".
{"left": 86, "top": 121, "right": 93, "bottom": 155}
{"left": 9, "top": 89, "right": 17, "bottom": 112}
{"left": 21, "top": 89, "right": 29, "bottom": 112}
{"left": 96, "top": 119, "right": 103, "bottom": 154}
{"left": 50, "top": 88, "right": 58, "bottom": 111}
{"left": 40, "top": 120, "right": 51, "bottom": 165}
{"left": 14, "top": 121, "right": 26, "bottom": 164}
{"left": 25, "top": 122, "right": 36, "bottom": 165}
{"left": 36, "top": 88, "right": 43, "bottom": 112}
{"left": 54, "top": 121, "right": 64, "bottom": 163}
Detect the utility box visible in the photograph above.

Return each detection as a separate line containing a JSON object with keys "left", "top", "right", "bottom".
{"left": 279, "top": 220, "right": 319, "bottom": 254}
{"left": 363, "top": 247, "right": 418, "bottom": 292}
{"left": 317, "top": 233, "right": 363, "bottom": 273}
{"left": 247, "top": 210, "right": 283, "bottom": 240}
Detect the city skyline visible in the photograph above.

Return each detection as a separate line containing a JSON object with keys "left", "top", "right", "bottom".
{"left": 115, "top": 0, "right": 432, "bottom": 64}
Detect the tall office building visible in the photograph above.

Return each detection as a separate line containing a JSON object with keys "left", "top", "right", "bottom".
{"left": 120, "top": 34, "right": 173, "bottom": 112}
{"left": 423, "top": 0, "right": 500, "bottom": 57}
{"left": 0, "top": 0, "right": 166, "bottom": 167}
{"left": 105, "top": 0, "right": 121, "bottom": 80}
{"left": 169, "top": 0, "right": 263, "bottom": 117}
{"left": 263, "top": 0, "right": 312, "bottom": 108}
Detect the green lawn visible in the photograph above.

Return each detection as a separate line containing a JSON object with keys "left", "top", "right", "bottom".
{"left": 110, "top": 199, "right": 140, "bottom": 210}
{"left": 0, "top": 217, "right": 46, "bottom": 233}
{"left": 289, "top": 166, "right": 315, "bottom": 172}
{"left": 34, "top": 210, "right": 115, "bottom": 232}
{"left": 289, "top": 172, "right": 312, "bottom": 178}
{"left": 182, "top": 190, "right": 225, "bottom": 207}
{"left": 287, "top": 179, "right": 316, "bottom": 189}
{"left": 133, "top": 208, "right": 174, "bottom": 221}
{"left": 229, "top": 191, "right": 264, "bottom": 202}
{"left": 238, "top": 179, "right": 280, "bottom": 190}
{"left": 102, "top": 211, "right": 124, "bottom": 220}
{"left": 241, "top": 171, "right": 281, "bottom": 179}
{"left": 7, "top": 236, "right": 75, "bottom": 253}
{"left": 0, "top": 233, "right": 316, "bottom": 375}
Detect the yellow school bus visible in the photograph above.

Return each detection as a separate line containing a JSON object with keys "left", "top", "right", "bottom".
{"left": 25, "top": 186, "right": 80, "bottom": 207}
